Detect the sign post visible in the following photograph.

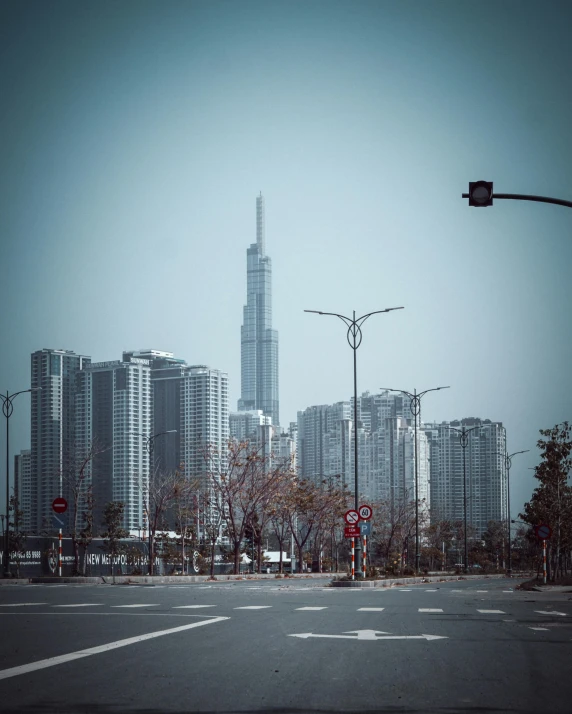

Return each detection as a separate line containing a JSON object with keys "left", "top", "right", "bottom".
{"left": 535, "top": 523, "right": 552, "bottom": 584}
{"left": 52, "top": 498, "right": 68, "bottom": 578}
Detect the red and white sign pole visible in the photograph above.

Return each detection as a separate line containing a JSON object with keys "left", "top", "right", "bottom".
{"left": 351, "top": 538, "right": 355, "bottom": 580}
{"left": 543, "top": 539, "right": 547, "bottom": 585}
{"left": 362, "top": 535, "right": 367, "bottom": 578}
{"left": 58, "top": 530, "right": 62, "bottom": 577}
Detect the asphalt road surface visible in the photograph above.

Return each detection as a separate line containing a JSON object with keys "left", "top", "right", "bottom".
{"left": 0, "top": 577, "right": 570, "bottom": 713}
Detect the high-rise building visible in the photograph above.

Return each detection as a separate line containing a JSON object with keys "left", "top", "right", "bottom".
{"left": 76, "top": 356, "right": 152, "bottom": 532}
{"left": 423, "top": 417, "right": 507, "bottom": 536}
{"left": 297, "top": 393, "right": 430, "bottom": 508}
{"left": 14, "top": 449, "right": 32, "bottom": 533}
{"left": 180, "top": 365, "right": 229, "bottom": 482}
{"left": 122, "top": 350, "right": 187, "bottom": 476}
{"left": 238, "top": 193, "right": 279, "bottom": 427}
{"left": 30, "top": 348, "right": 91, "bottom": 533}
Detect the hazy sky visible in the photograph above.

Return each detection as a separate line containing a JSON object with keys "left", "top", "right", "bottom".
{"left": 1, "top": 0, "right": 571, "bottom": 519}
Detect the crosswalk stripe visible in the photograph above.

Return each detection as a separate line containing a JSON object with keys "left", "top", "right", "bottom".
{"left": 419, "top": 608, "right": 443, "bottom": 613}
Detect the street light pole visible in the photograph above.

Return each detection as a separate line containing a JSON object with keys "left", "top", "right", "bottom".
{"left": 493, "top": 449, "right": 529, "bottom": 577}
{"left": 445, "top": 424, "right": 488, "bottom": 575}
{"left": 305, "top": 307, "right": 404, "bottom": 578}
{"left": 1, "top": 388, "right": 41, "bottom": 577}
{"left": 379, "top": 386, "right": 450, "bottom": 573}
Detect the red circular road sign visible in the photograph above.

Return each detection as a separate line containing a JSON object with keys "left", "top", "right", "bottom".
{"left": 52, "top": 497, "right": 68, "bottom": 514}
{"left": 344, "top": 509, "right": 359, "bottom": 525}
{"left": 358, "top": 504, "right": 373, "bottom": 521}
{"left": 535, "top": 523, "right": 552, "bottom": 540}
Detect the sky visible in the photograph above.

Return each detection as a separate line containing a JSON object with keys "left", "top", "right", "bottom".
{"left": 1, "top": 0, "right": 571, "bottom": 521}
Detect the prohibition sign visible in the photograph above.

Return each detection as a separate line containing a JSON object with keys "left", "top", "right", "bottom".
{"left": 535, "top": 523, "right": 552, "bottom": 540}
{"left": 358, "top": 504, "right": 373, "bottom": 521}
{"left": 344, "top": 509, "right": 359, "bottom": 525}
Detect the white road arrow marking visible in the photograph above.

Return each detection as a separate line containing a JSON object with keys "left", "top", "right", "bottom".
{"left": 289, "top": 629, "right": 447, "bottom": 641}
{"left": 535, "top": 611, "right": 567, "bottom": 616}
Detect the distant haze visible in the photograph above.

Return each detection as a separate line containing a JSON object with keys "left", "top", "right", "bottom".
{"left": 1, "top": 0, "right": 571, "bottom": 521}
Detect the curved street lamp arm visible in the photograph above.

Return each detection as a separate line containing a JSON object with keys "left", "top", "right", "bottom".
{"left": 462, "top": 192, "right": 572, "bottom": 208}
{"left": 356, "top": 307, "right": 404, "bottom": 326}
{"left": 508, "top": 449, "right": 529, "bottom": 459}
{"left": 417, "top": 386, "right": 450, "bottom": 399}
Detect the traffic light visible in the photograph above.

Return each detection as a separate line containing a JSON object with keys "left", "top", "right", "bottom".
{"left": 468, "top": 181, "right": 493, "bottom": 207}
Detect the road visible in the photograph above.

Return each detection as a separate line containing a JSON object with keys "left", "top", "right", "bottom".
{"left": 0, "top": 577, "right": 570, "bottom": 713}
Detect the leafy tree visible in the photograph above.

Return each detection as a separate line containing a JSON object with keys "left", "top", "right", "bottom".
{"left": 521, "top": 422, "right": 572, "bottom": 580}
{"left": 482, "top": 520, "right": 507, "bottom": 570}
{"left": 101, "top": 501, "right": 129, "bottom": 576}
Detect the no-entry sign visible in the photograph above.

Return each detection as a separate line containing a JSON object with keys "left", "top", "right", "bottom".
{"left": 52, "top": 497, "right": 68, "bottom": 514}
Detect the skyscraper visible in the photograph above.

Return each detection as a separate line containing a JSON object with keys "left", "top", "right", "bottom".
{"left": 30, "top": 348, "right": 91, "bottom": 533}
{"left": 75, "top": 356, "right": 152, "bottom": 532}
{"left": 238, "top": 193, "right": 279, "bottom": 427}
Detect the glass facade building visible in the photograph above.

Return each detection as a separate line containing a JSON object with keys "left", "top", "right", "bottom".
{"left": 238, "top": 193, "right": 280, "bottom": 427}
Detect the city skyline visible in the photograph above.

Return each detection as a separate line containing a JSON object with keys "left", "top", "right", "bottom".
{"left": 1, "top": 1, "right": 571, "bottom": 525}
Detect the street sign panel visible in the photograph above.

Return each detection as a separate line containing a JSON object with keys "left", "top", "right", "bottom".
{"left": 535, "top": 523, "right": 552, "bottom": 540}
{"left": 358, "top": 504, "right": 373, "bottom": 521}
{"left": 344, "top": 509, "right": 359, "bottom": 525}
{"left": 52, "top": 497, "right": 68, "bottom": 514}
{"left": 344, "top": 526, "right": 361, "bottom": 538}
{"left": 359, "top": 521, "right": 372, "bottom": 536}
{"left": 51, "top": 513, "right": 68, "bottom": 530}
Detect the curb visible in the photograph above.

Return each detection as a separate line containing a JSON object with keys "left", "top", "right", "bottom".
{"left": 331, "top": 574, "right": 518, "bottom": 588}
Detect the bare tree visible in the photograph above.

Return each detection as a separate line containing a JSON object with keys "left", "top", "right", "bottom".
{"left": 59, "top": 439, "right": 110, "bottom": 576}
{"left": 144, "top": 467, "right": 183, "bottom": 575}
{"left": 204, "top": 440, "right": 283, "bottom": 575}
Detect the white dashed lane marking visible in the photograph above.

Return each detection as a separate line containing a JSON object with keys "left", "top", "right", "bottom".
{"left": 52, "top": 604, "right": 104, "bottom": 608}
{"left": 0, "top": 603, "right": 48, "bottom": 607}
{"left": 172, "top": 605, "right": 217, "bottom": 609}
{"left": 419, "top": 609, "right": 443, "bottom": 613}
{"left": 233, "top": 606, "right": 272, "bottom": 610}
{"left": 358, "top": 608, "right": 385, "bottom": 612}
{"left": 111, "top": 604, "right": 160, "bottom": 608}
{"left": 477, "top": 609, "right": 505, "bottom": 614}
{"left": 295, "top": 607, "right": 327, "bottom": 611}
{"left": 424, "top": 589, "right": 438, "bottom": 592}
{"left": 529, "top": 627, "right": 549, "bottom": 631}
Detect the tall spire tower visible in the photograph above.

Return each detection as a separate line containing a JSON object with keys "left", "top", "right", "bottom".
{"left": 238, "top": 194, "right": 280, "bottom": 427}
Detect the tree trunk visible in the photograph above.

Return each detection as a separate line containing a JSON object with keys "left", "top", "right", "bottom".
{"left": 298, "top": 544, "right": 304, "bottom": 574}
{"left": 257, "top": 537, "right": 263, "bottom": 574}
{"left": 278, "top": 540, "right": 284, "bottom": 574}
{"left": 233, "top": 541, "right": 241, "bottom": 575}
{"left": 73, "top": 539, "right": 80, "bottom": 576}
{"left": 149, "top": 534, "right": 154, "bottom": 576}
{"left": 181, "top": 536, "right": 185, "bottom": 575}
{"left": 210, "top": 538, "right": 216, "bottom": 578}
